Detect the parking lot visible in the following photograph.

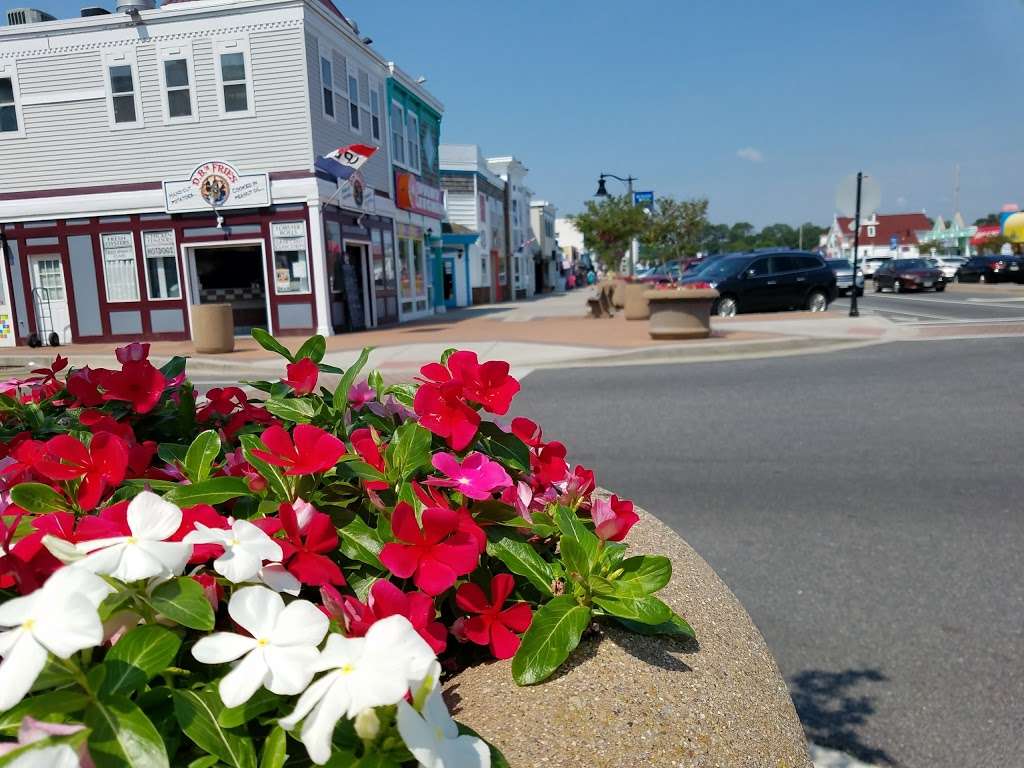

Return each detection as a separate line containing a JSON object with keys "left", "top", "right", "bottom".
{"left": 834, "top": 283, "right": 1024, "bottom": 324}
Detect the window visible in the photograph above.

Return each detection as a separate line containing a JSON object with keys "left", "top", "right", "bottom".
{"left": 320, "top": 56, "right": 335, "bottom": 119}
{"left": 390, "top": 101, "right": 405, "bottom": 165}
{"left": 369, "top": 84, "right": 381, "bottom": 140}
{"left": 142, "top": 230, "right": 180, "bottom": 300}
{"left": 771, "top": 255, "right": 802, "bottom": 273}
{"left": 271, "top": 222, "right": 310, "bottom": 294}
{"left": 0, "top": 65, "right": 23, "bottom": 137}
{"left": 213, "top": 37, "right": 255, "bottom": 118}
{"left": 157, "top": 44, "right": 197, "bottom": 123}
{"left": 867, "top": 225, "right": 876, "bottom": 237}
{"left": 35, "top": 259, "right": 65, "bottom": 300}
{"left": 100, "top": 232, "right": 140, "bottom": 302}
{"left": 103, "top": 51, "right": 143, "bottom": 129}
{"left": 348, "top": 74, "right": 360, "bottom": 130}
{"left": 747, "top": 257, "right": 771, "bottom": 277}
{"left": 406, "top": 111, "right": 421, "bottom": 172}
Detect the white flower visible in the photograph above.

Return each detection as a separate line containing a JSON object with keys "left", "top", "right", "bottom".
{"left": 397, "top": 686, "right": 490, "bottom": 768}
{"left": 191, "top": 585, "right": 327, "bottom": 708}
{"left": 4, "top": 744, "right": 80, "bottom": 768}
{"left": 280, "top": 615, "right": 435, "bottom": 765}
{"left": 75, "top": 491, "right": 191, "bottom": 582}
{"left": 258, "top": 563, "right": 301, "bottom": 595}
{"left": 0, "top": 567, "right": 112, "bottom": 711}
{"left": 183, "top": 519, "right": 282, "bottom": 583}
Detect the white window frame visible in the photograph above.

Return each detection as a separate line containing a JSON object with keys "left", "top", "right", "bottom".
{"left": 369, "top": 81, "right": 382, "bottom": 141}
{"left": 102, "top": 49, "right": 144, "bottom": 130}
{"left": 156, "top": 42, "right": 198, "bottom": 125}
{"left": 270, "top": 221, "right": 312, "bottom": 296}
{"left": 100, "top": 232, "right": 141, "bottom": 303}
{"left": 141, "top": 230, "right": 182, "bottom": 301}
{"left": 390, "top": 100, "right": 406, "bottom": 167}
{"left": 867, "top": 225, "right": 876, "bottom": 237}
{"left": 347, "top": 72, "right": 361, "bottom": 133}
{"left": 320, "top": 55, "right": 335, "bottom": 121}
{"left": 213, "top": 35, "right": 255, "bottom": 119}
{"left": 0, "top": 61, "right": 25, "bottom": 140}
{"left": 406, "top": 110, "right": 421, "bottom": 173}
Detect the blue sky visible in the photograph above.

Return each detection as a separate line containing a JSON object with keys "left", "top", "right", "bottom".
{"left": 26, "top": 0, "right": 1024, "bottom": 226}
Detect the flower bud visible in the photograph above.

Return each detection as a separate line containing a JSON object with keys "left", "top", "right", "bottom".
{"left": 354, "top": 708, "right": 380, "bottom": 741}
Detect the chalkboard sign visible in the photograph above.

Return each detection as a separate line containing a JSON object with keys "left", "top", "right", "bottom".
{"left": 340, "top": 261, "right": 365, "bottom": 331}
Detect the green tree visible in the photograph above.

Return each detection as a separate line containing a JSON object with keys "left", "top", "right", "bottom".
{"left": 641, "top": 196, "right": 710, "bottom": 262}
{"left": 568, "top": 195, "right": 649, "bottom": 271}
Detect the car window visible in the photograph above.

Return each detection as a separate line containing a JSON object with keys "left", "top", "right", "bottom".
{"left": 771, "top": 256, "right": 800, "bottom": 273}
{"left": 747, "top": 257, "right": 772, "bottom": 277}
{"left": 798, "top": 255, "right": 823, "bottom": 270}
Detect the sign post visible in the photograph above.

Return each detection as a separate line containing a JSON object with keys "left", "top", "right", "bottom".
{"left": 837, "top": 173, "right": 880, "bottom": 318}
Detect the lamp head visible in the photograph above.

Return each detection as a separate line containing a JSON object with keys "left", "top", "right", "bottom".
{"left": 594, "top": 177, "right": 609, "bottom": 197}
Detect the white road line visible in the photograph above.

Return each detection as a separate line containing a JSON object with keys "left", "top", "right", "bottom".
{"left": 869, "top": 294, "right": 1024, "bottom": 310}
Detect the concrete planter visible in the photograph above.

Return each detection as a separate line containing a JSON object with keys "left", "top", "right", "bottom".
{"left": 623, "top": 282, "right": 651, "bottom": 320}
{"left": 645, "top": 288, "right": 718, "bottom": 340}
{"left": 611, "top": 279, "right": 627, "bottom": 308}
{"left": 445, "top": 501, "right": 810, "bottom": 767}
{"left": 190, "top": 303, "right": 235, "bottom": 354}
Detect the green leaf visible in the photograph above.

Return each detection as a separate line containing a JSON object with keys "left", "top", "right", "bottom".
{"left": 239, "top": 434, "right": 290, "bottom": 501}
{"left": 84, "top": 695, "right": 170, "bottom": 768}
{"left": 295, "top": 334, "right": 327, "bottom": 364}
{"left": 183, "top": 429, "right": 222, "bottom": 483}
{"left": 486, "top": 532, "right": 554, "bottom": 597}
{"left": 559, "top": 537, "right": 593, "bottom": 586}
{"left": 259, "top": 726, "right": 287, "bottom": 768}
{"left": 264, "top": 397, "right": 317, "bottom": 424}
{"left": 608, "top": 555, "right": 672, "bottom": 597}
{"left": 0, "top": 690, "right": 89, "bottom": 734}
{"left": 217, "top": 688, "right": 282, "bottom": 728}
{"left": 163, "top": 477, "right": 249, "bottom": 507}
{"left": 145, "top": 577, "right": 215, "bottom": 630}
{"left": 159, "top": 356, "right": 187, "bottom": 380}
{"left": 614, "top": 610, "right": 695, "bottom": 639}
{"left": 187, "top": 757, "right": 221, "bottom": 768}
{"left": 346, "top": 461, "right": 388, "bottom": 484}
{"left": 157, "top": 443, "right": 188, "bottom": 467}
{"left": 592, "top": 594, "right": 672, "bottom": 625}
{"left": 475, "top": 422, "right": 530, "bottom": 472}
{"left": 251, "top": 328, "right": 294, "bottom": 361}
{"left": 384, "top": 421, "right": 432, "bottom": 482}
{"left": 511, "top": 596, "right": 591, "bottom": 685}
{"left": 9, "top": 482, "right": 69, "bottom": 513}
{"left": 554, "top": 506, "right": 599, "bottom": 563}
{"left": 338, "top": 516, "right": 384, "bottom": 569}
{"left": 333, "top": 346, "right": 373, "bottom": 408}
{"left": 172, "top": 688, "right": 257, "bottom": 768}
{"left": 100, "top": 625, "right": 182, "bottom": 697}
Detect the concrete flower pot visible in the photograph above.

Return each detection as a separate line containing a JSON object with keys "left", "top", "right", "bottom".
{"left": 623, "top": 282, "right": 651, "bottom": 320}
{"left": 445, "top": 501, "right": 811, "bottom": 768}
{"left": 644, "top": 288, "right": 718, "bottom": 340}
{"left": 190, "top": 303, "right": 235, "bottom": 354}
{"left": 611, "top": 279, "right": 627, "bottom": 308}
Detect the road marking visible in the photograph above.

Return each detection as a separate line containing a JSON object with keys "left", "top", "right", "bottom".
{"left": 869, "top": 294, "right": 1024, "bottom": 311}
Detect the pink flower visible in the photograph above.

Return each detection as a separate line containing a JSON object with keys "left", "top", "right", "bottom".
{"left": 115, "top": 341, "right": 150, "bottom": 364}
{"left": 500, "top": 480, "right": 534, "bottom": 521}
{"left": 0, "top": 717, "right": 94, "bottom": 766}
{"left": 96, "top": 360, "right": 168, "bottom": 414}
{"left": 323, "top": 580, "right": 447, "bottom": 654}
{"left": 590, "top": 494, "right": 639, "bottom": 542}
{"left": 250, "top": 424, "right": 346, "bottom": 475}
{"left": 348, "top": 380, "right": 375, "bottom": 410}
{"left": 284, "top": 357, "right": 319, "bottom": 396}
{"left": 413, "top": 381, "right": 480, "bottom": 452}
{"left": 379, "top": 502, "right": 479, "bottom": 595}
{"left": 455, "top": 574, "right": 533, "bottom": 659}
{"left": 426, "top": 451, "right": 512, "bottom": 501}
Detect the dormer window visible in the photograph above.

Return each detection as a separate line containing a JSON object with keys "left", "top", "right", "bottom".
{"left": 867, "top": 225, "right": 876, "bottom": 237}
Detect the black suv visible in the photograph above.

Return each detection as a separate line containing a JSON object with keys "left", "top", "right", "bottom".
{"left": 681, "top": 250, "right": 837, "bottom": 317}
{"left": 956, "top": 255, "right": 1024, "bottom": 284}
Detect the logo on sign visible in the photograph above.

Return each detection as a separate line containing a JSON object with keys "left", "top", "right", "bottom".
{"left": 164, "top": 161, "right": 270, "bottom": 213}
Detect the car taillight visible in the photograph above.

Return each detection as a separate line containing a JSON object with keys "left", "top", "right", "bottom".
{"left": 993, "top": 260, "right": 1006, "bottom": 270}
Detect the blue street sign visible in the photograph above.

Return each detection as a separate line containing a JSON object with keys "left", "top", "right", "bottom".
{"left": 633, "top": 191, "right": 654, "bottom": 208}
{"left": 890, "top": 235, "right": 899, "bottom": 250}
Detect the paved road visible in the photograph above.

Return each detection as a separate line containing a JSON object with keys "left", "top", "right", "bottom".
{"left": 512, "top": 337, "right": 1024, "bottom": 767}
{"left": 835, "top": 284, "right": 1024, "bottom": 323}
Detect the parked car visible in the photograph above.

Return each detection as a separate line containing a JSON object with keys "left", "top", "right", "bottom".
{"left": 860, "top": 256, "right": 891, "bottom": 278}
{"left": 925, "top": 255, "right": 967, "bottom": 282}
{"left": 680, "top": 250, "right": 837, "bottom": 317}
{"left": 954, "top": 255, "right": 1024, "bottom": 284}
{"left": 826, "top": 259, "right": 865, "bottom": 297}
{"left": 873, "top": 258, "right": 946, "bottom": 293}
{"left": 636, "top": 259, "right": 682, "bottom": 284}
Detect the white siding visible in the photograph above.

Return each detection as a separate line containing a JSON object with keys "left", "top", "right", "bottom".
{"left": 445, "top": 192, "right": 477, "bottom": 230}
{"left": 1, "top": 12, "right": 314, "bottom": 192}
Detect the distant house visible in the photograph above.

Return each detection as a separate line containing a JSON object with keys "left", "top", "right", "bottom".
{"left": 824, "top": 213, "right": 932, "bottom": 261}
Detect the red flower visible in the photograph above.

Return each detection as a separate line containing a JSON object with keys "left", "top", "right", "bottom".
{"left": 98, "top": 360, "right": 168, "bottom": 414}
{"left": 323, "top": 580, "right": 447, "bottom": 654}
{"left": 379, "top": 502, "right": 479, "bottom": 595}
{"left": 421, "top": 351, "right": 520, "bottom": 415}
{"left": 510, "top": 417, "right": 543, "bottom": 448}
{"left": 410, "top": 482, "right": 486, "bottom": 553}
{"left": 33, "top": 433, "right": 128, "bottom": 510}
{"left": 115, "top": 342, "right": 150, "bottom": 364}
{"left": 66, "top": 367, "right": 104, "bottom": 407}
{"left": 349, "top": 427, "right": 388, "bottom": 491}
{"left": 413, "top": 382, "right": 480, "bottom": 452}
{"left": 276, "top": 500, "right": 345, "bottom": 586}
{"left": 250, "top": 424, "right": 346, "bottom": 475}
{"left": 532, "top": 441, "right": 569, "bottom": 487}
{"left": 197, "top": 387, "right": 248, "bottom": 421}
{"left": 222, "top": 404, "right": 274, "bottom": 442}
{"left": 171, "top": 504, "right": 230, "bottom": 563}
{"left": 455, "top": 573, "right": 533, "bottom": 659}
{"left": 590, "top": 494, "right": 639, "bottom": 542}
{"left": 284, "top": 358, "right": 319, "bottom": 396}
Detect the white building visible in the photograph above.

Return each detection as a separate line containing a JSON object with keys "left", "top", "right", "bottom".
{"left": 529, "top": 200, "right": 560, "bottom": 292}
{"left": 823, "top": 212, "right": 932, "bottom": 262}
{"left": 486, "top": 156, "right": 532, "bottom": 298}
{"left": 0, "top": 0, "right": 440, "bottom": 346}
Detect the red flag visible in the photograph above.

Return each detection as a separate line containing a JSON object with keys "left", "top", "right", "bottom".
{"left": 325, "top": 144, "right": 377, "bottom": 170}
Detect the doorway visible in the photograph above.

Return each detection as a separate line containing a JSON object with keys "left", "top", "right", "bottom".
{"left": 330, "top": 242, "right": 368, "bottom": 333}
{"left": 28, "top": 254, "right": 70, "bottom": 344}
{"left": 190, "top": 245, "right": 267, "bottom": 335}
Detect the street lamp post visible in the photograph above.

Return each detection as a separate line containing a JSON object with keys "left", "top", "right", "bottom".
{"left": 595, "top": 172, "right": 638, "bottom": 276}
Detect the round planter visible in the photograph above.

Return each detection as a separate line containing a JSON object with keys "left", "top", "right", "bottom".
{"left": 644, "top": 288, "right": 718, "bottom": 340}
{"left": 611, "top": 279, "right": 627, "bottom": 309}
{"left": 445, "top": 501, "right": 810, "bottom": 767}
{"left": 190, "top": 303, "right": 235, "bottom": 354}
{"left": 622, "top": 282, "right": 651, "bottom": 320}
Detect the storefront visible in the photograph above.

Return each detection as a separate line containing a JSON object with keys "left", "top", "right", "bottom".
{"left": 440, "top": 224, "right": 477, "bottom": 309}
{"left": 393, "top": 171, "right": 445, "bottom": 320}
{"left": 322, "top": 205, "right": 396, "bottom": 332}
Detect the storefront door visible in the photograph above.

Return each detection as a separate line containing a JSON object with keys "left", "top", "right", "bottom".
{"left": 333, "top": 242, "right": 368, "bottom": 333}
{"left": 28, "top": 255, "right": 71, "bottom": 344}
{"left": 442, "top": 253, "right": 457, "bottom": 308}
{"left": 189, "top": 244, "right": 268, "bottom": 335}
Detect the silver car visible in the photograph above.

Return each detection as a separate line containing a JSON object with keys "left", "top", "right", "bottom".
{"left": 826, "top": 259, "right": 865, "bottom": 296}
{"left": 926, "top": 256, "right": 967, "bottom": 281}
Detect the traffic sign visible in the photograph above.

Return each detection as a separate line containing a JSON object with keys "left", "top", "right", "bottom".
{"left": 633, "top": 190, "right": 655, "bottom": 209}
{"left": 890, "top": 235, "right": 899, "bottom": 250}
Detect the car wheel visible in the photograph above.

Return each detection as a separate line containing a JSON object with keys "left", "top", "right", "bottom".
{"left": 806, "top": 290, "right": 828, "bottom": 312}
{"left": 893, "top": 280, "right": 902, "bottom": 294}
{"left": 714, "top": 296, "right": 738, "bottom": 317}
{"left": 874, "top": 280, "right": 882, "bottom": 293}
{"left": 935, "top": 284, "right": 945, "bottom": 293}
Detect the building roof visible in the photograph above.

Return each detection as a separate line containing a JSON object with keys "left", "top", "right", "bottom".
{"left": 835, "top": 213, "right": 931, "bottom": 246}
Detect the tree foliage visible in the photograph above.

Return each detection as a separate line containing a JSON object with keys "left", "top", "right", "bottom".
{"left": 568, "top": 195, "right": 648, "bottom": 270}
{"left": 641, "top": 197, "right": 709, "bottom": 262}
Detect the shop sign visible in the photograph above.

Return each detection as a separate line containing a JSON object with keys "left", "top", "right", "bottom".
{"left": 143, "top": 230, "right": 176, "bottom": 259}
{"left": 338, "top": 171, "right": 376, "bottom": 213}
{"left": 395, "top": 172, "right": 445, "bottom": 219}
{"left": 101, "top": 232, "right": 135, "bottom": 259}
{"left": 271, "top": 221, "right": 307, "bottom": 251}
{"left": 163, "top": 161, "right": 270, "bottom": 213}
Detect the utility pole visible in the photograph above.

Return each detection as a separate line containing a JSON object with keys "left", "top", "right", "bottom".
{"left": 850, "top": 172, "right": 863, "bottom": 318}
{"left": 799, "top": 224, "right": 803, "bottom": 250}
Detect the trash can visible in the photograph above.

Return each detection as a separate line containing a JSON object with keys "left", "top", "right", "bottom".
{"left": 191, "top": 303, "right": 235, "bottom": 354}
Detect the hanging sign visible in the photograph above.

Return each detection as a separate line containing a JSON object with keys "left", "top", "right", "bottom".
{"left": 163, "top": 161, "right": 270, "bottom": 213}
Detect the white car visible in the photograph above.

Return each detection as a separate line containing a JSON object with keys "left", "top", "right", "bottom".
{"left": 926, "top": 256, "right": 967, "bottom": 281}
{"left": 860, "top": 256, "right": 891, "bottom": 278}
